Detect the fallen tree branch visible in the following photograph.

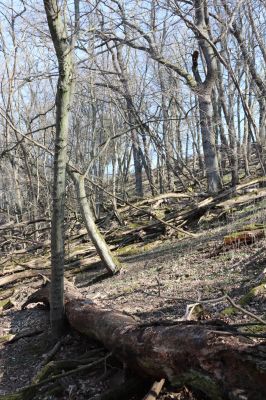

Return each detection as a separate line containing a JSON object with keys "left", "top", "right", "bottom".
{"left": 38, "top": 338, "right": 64, "bottom": 367}
{"left": 6, "top": 328, "right": 44, "bottom": 344}
{"left": 225, "top": 294, "right": 266, "bottom": 325}
{"left": 119, "top": 193, "right": 193, "bottom": 213}
{"left": 0, "top": 270, "right": 48, "bottom": 288}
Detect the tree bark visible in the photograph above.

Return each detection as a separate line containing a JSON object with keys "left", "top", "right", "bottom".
{"left": 192, "top": 0, "right": 222, "bottom": 194}
{"left": 69, "top": 171, "right": 119, "bottom": 274}
{"left": 26, "top": 282, "right": 266, "bottom": 400}
{"left": 43, "top": 0, "right": 75, "bottom": 336}
{"left": 198, "top": 93, "right": 221, "bottom": 193}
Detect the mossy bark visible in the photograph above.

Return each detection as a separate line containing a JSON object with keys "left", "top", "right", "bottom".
{"left": 239, "top": 283, "right": 266, "bottom": 306}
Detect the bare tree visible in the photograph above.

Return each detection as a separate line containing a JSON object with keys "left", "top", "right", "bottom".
{"left": 43, "top": 0, "right": 77, "bottom": 336}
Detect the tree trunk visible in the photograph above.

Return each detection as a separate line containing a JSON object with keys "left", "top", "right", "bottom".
{"left": 131, "top": 129, "right": 143, "bottom": 198}
{"left": 192, "top": 0, "right": 222, "bottom": 194}
{"left": 198, "top": 93, "right": 221, "bottom": 193}
{"left": 27, "top": 282, "right": 266, "bottom": 400}
{"left": 70, "top": 171, "right": 119, "bottom": 274}
{"left": 43, "top": 0, "right": 75, "bottom": 336}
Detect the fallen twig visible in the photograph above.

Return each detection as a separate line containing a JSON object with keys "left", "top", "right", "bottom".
{"left": 225, "top": 294, "right": 266, "bottom": 325}
{"left": 6, "top": 328, "right": 44, "bottom": 344}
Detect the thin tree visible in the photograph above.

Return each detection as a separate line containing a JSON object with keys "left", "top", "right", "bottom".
{"left": 43, "top": 0, "right": 78, "bottom": 336}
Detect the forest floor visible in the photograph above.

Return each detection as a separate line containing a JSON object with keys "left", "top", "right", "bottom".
{"left": 0, "top": 197, "right": 266, "bottom": 399}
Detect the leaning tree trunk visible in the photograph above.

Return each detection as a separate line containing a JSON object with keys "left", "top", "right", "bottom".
{"left": 25, "top": 282, "right": 266, "bottom": 400}
{"left": 70, "top": 171, "right": 119, "bottom": 274}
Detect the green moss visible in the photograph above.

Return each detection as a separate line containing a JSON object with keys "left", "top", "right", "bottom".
{"left": 115, "top": 241, "right": 161, "bottom": 257}
{"left": 127, "top": 222, "right": 147, "bottom": 229}
{"left": 221, "top": 306, "right": 237, "bottom": 316}
{"left": 238, "top": 223, "right": 265, "bottom": 231}
{"left": 239, "top": 284, "right": 266, "bottom": 306}
{"left": 120, "top": 283, "right": 139, "bottom": 295}
{"left": 224, "top": 231, "right": 242, "bottom": 239}
{"left": 198, "top": 212, "right": 217, "bottom": 225}
{"left": 172, "top": 370, "right": 223, "bottom": 400}
{"left": 0, "top": 298, "right": 13, "bottom": 310}
{"left": 222, "top": 174, "right": 232, "bottom": 184}
{"left": 0, "top": 334, "right": 13, "bottom": 344}
{"left": 216, "top": 252, "right": 234, "bottom": 262}
{"left": 115, "top": 245, "right": 141, "bottom": 256}
{"left": 240, "top": 324, "right": 266, "bottom": 334}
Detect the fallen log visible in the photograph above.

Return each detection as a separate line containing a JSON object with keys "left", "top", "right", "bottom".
{"left": 0, "top": 270, "right": 47, "bottom": 288}
{"left": 24, "top": 282, "right": 266, "bottom": 400}
{"left": 0, "top": 218, "right": 50, "bottom": 232}
{"left": 224, "top": 229, "right": 265, "bottom": 245}
{"left": 119, "top": 193, "right": 193, "bottom": 214}
{"left": 217, "top": 188, "right": 266, "bottom": 209}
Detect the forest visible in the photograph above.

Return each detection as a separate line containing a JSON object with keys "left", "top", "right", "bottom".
{"left": 0, "top": 0, "right": 266, "bottom": 399}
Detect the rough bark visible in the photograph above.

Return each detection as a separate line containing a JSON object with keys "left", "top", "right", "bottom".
{"left": 25, "top": 282, "right": 266, "bottom": 400}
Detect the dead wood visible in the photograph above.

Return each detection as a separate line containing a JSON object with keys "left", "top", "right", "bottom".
{"left": 224, "top": 229, "right": 265, "bottom": 245}
{"left": 143, "top": 379, "right": 165, "bottom": 400}
{"left": 64, "top": 255, "right": 98, "bottom": 270}
{"left": 0, "top": 288, "right": 14, "bottom": 300}
{"left": 225, "top": 295, "right": 266, "bottom": 325}
{"left": 6, "top": 328, "right": 44, "bottom": 344}
{"left": 217, "top": 187, "right": 266, "bottom": 208}
{"left": 23, "top": 282, "right": 266, "bottom": 400}
{"left": 119, "top": 193, "right": 193, "bottom": 213}
{"left": 163, "top": 180, "right": 266, "bottom": 228}
{"left": 1, "top": 265, "right": 26, "bottom": 276}
{"left": 107, "top": 184, "right": 258, "bottom": 244}
{"left": 0, "top": 270, "right": 48, "bottom": 288}
{"left": 0, "top": 218, "right": 50, "bottom": 232}
{"left": 38, "top": 338, "right": 63, "bottom": 367}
